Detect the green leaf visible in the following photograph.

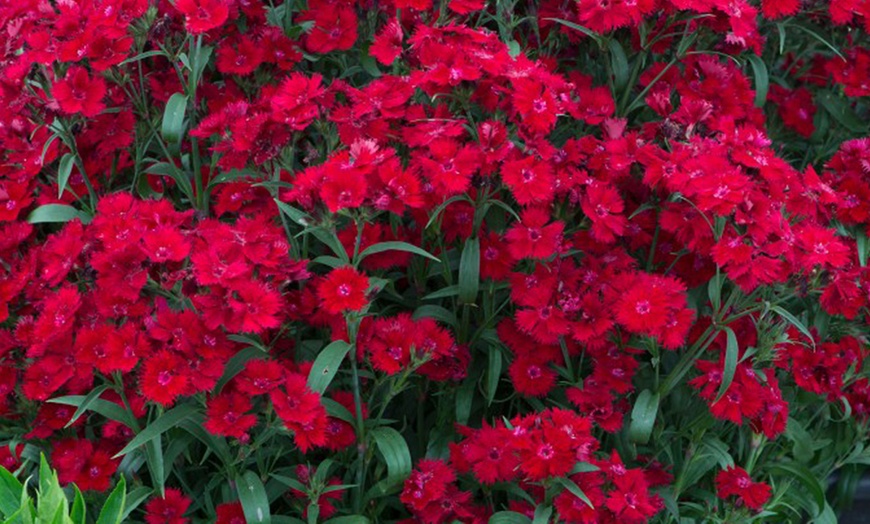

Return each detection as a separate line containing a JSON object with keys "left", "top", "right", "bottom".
{"left": 26, "top": 204, "right": 92, "bottom": 225}
{"left": 36, "top": 454, "right": 66, "bottom": 524}
{"left": 531, "top": 505, "right": 552, "bottom": 524}
{"left": 542, "top": 18, "right": 602, "bottom": 46}
{"left": 113, "top": 403, "right": 198, "bottom": 458}
{"left": 608, "top": 39, "right": 630, "bottom": 93}
{"left": 0, "top": 466, "right": 24, "bottom": 517}
{"left": 412, "top": 305, "right": 458, "bottom": 328}
{"left": 708, "top": 273, "right": 724, "bottom": 312}
{"left": 553, "top": 477, "right": 593, "bottom": 508}
{"left": 770, "top": 462, "right": 826, "bottom": 514}
{"left": 161, "top": 93, "right": 188, "bottom": 145}
{"left": 714, "top": 327, "right": 739, "bottom": 403}
{"left": 370, "top": 427, "right": 412, "bottom": 487}
{"left": 179, "top": 417, "right": 233, "bottom": 467}
{"left": 120, "top": 487, "right": 152, "bottom": 522}
{"left": 817, "top": 90, "right": 866, "bottom": 133}
{"left": 422, "top": 285, "right": 460, "bottom": 301}
{"left": 361, "top": 55, "right": 381, "bottom": 77}
{"left": 237, "top": 471, "right": 271, "bottom": 524}
{"left": 95, "top": 476, "right": 126, "bottom": 524}
{"left": 48, "top": 396, "right": 135, "bottom": 428}
{"left": 306, "top": 340, "right": 352, "bottom": 395}
{"left": 745, "top": 54, "right": 769, "bottom": 108}
{"left": 70, "top": 485, "right": 85, "bottom": 524}
{"left": 458, "top": 238, "right": 480, "bottom": 304}
{"left": 56, "top": 153, "right": 76, "bottom": 199}
{"left": 857, "top": 229, "right": 868, "bottom": 266}
{"left": 485, "top": 348, "right": 502, "bottom": 406}
{"left": 119, "top": 50, "right": 168, "bottom": 66}
{"left": 628, "top": 389, "right": 660, "bottom": 444}
{"left": 322, "top": 517, "right": 371, "bottom": 524}
{"left": 213, "top": 347, "right": 265, "bottom": 394}
{"left": 358, "top": 241, "right": 440, "bottom": 263}
{"left": 770, "top": 305, "right": 815, "bottom": 348}
{"left": 274, "top": 199, "right": 312, "bottom": 227}
{"left": 65, "top": 385, "right": 111, "bottom": 428}
{"left": 145, "top": 435, "right": 165, "bottom": 497}
{"left": 489, "top": 511, "right": 532, "bottom": 524}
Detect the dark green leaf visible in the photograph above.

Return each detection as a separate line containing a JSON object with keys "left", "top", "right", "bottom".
{"left": 542, "top": 18, "right": 602, "bottom": 46}
{"left": 485, "top": 348, "right": 502, "bottom": 406}
{"left": 412, "top": 305, "right": 458, "bottom": 328}
{"left": 489, "top": 511, "right": 532, "bottom": 524}
{"left": 274, "top": 199, "right": 312, "bottom": 227}
{"left": 322, "top": 517, "right": 370, "bottom": 524}
{"left": 770, "top": 462, "right": 826, "bottom": 514}
{"left": 120, "top": 487, "right": 152, "bottom": 522}
{"left": 628, "top": 389, "right": 659, "bottom": 444}
{"left": 56, "top": 153, "right": 76, "bottom": 199}
{"left": 608, "top": 39, "right": 630, "bottom": 93}
{"left": 714, "top": 327, "right": 739, "bottom": 402}
{"left": 745, "top": 54, "right": 769, "bottom": 108}
{"left": 458, "top": 238, "right": 480, "bottom": 304}
{"left": 306, "top": 340, "right": 352, "bottom": 395}
{"left": 113, "top": 403, "right": 198, "bottom": 458}
{"left": 48, "top": 396, "right": 135, "bottom": 428}
{"left": 359, "top": 241, "right": 439, "bottom": 263}
{"left": 65, "top": 385, "right": 111, "bottom": 428}
{"left": 770, "top": 305, "right": 815, "bottom": 348}
{"left": 161, "top": 93, "right": 188, "bottom": 145}
{"left": 237, "top": 471, "right": 271, "bottom": 524}
{"left": 370, "top": 427, "right": 412, "bottom": 487}
{"left": 531, "top": 504, "right": 552, "bottom": 524}
{"left": 553, "top": 477, "right": 593, "bottom": 508}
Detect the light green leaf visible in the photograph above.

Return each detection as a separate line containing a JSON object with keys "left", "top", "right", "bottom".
{"left": 95, "top": 476, "right": 126, "bottom": 524}
{"left": 26, "top": 204, "right": 92, "bottom": 225}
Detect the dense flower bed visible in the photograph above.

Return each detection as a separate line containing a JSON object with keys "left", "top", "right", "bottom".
{"left": 1, "top": 0, "right": 870, "bottom": 522}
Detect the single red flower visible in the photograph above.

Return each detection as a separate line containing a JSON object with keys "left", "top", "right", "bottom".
{"left": 715, "top": 467, "right": 772, "bottom": 511}
{"left": 173, "top": 0, "right": 230, "bottom": 34}
{"left": 316, "top": 266, "right": 370, "bottom": 314}
{"left": 204, "top": 392, "right": 257, "bottom": 439}
{"left": 144, "top": 488, "right": 191, "bottom": 524}
{"left": 53, "top": 67, "right": 106, "bottom": 117}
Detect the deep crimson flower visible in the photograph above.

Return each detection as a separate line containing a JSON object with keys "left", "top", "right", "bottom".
{"left": 370, "top": 20, "right": 403, "bottom": 66}
{"left": 173, "top": 0, "right": 230, "bottom": 34}
{"left": 204, "top": 392, "right": 257, "bottom": 439}
{"left": 501, "top": 156, "right": 555, "bottom": 206}
{"left": 715, "top": 467, "right": 772, "bottom": 510}
{"left": 144, "top": 488, "right": 191, "bottom": 524}
{"left": 316, "top": 266, "right": 370, "bottom": 314}
{"left": 53, "top": 67, "right": 106, "bottom": 117}
{"left": 299, "top": 0, "right": 358, "bottom": 54}
{"left": 505, "top": 208, "right": 564, "bottom": 260}
{"left": 271, "top": 374, "right": 328, "bottom": 452}
{"left": 215, "top": 503, "right": 246, "bottom": 524}
{"left": 140, "top": 351, "right": 189, "bottom": 406}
